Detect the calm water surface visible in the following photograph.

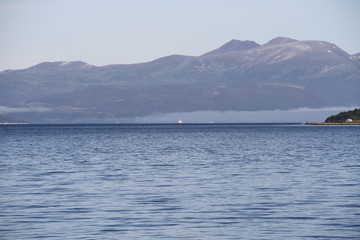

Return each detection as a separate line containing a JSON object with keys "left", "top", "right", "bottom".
{"left": 1, "top": 124, "right": 359, "bottom": 239}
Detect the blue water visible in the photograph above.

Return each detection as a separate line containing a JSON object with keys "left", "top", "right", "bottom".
{"left": 1, "top": 124, "right": 359, "bottom": 239}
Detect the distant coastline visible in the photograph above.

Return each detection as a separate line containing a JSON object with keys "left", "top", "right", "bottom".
{"left": 304, "top": 108, "right": 360, "bottom": 125}
{"left": 303, "top": 122, "right": 360, "bottom": 125}
{"left": 0, "top": 114, "right": 27, "bottom": 124}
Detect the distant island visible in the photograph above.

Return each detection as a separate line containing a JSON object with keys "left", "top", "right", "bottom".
{"left": 305, "top": 108, "right": 360, "bottom": 125}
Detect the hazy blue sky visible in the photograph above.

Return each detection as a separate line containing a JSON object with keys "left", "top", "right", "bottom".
{"left": 1, "top": 0, "right": 359, "bottom": 71}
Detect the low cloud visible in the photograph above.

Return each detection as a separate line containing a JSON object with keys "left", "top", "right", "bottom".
{"left": 287, "top": 106, "right": 359, "bottom": 113}
{"left": 0, "top": 106, "right": 52, "bottom": 114}
{"left": 137, "top": 106, "right": 359, "bottom": 123}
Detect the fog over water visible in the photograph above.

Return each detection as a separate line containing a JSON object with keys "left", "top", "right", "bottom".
{"left": 1, "top": 106, "right": 358, "bottom": 124}
{"left": 0, "top": 106, "right": 52, "bottom": 114}
{"left": 136, "top": 107, "right": 359, "bottom": 123}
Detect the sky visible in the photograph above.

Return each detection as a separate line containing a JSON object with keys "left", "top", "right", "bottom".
{"left": 0, "top": 0, "right": 359, "bottom": 71}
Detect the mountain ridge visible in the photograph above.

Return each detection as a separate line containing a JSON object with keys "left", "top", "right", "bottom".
{"left": 1, "top": 37, "right": 359, "bottom": 123}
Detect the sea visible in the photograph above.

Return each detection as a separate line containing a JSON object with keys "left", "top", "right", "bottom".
{"left": 1, "top": 124, "right": 359, "bottom": 240}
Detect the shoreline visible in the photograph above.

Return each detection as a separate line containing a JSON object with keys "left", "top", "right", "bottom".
{"left": 304, "top": 122, "right": 360, "bottom": 125}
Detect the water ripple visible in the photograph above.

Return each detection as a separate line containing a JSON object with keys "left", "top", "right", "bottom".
{"left": 1, "top": 124, "right": 359, "bottom": 239}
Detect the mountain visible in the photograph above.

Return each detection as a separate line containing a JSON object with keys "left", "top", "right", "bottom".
{"left": 1, "top": 37, "right": 359, "bottom": 123}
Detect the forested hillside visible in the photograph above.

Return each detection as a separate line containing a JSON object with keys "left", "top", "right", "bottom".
{"left": 325, "top": 108, "right": 360, "bottom": 123}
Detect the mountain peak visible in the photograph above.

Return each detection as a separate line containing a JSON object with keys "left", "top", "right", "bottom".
{"left": 203, "top": 39, "right": 260, "bottom": 56}
{"left": 265, "top": 37, "right": 297, "bottom": 45}
{"left": 25, "top": 61, "right": 92, "bottom": 72}
{"left": 57, "top": 61, "right": 89, "bottom": 67}
{"left": 352, "top": 53, "right": 360, "bottom": 58}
